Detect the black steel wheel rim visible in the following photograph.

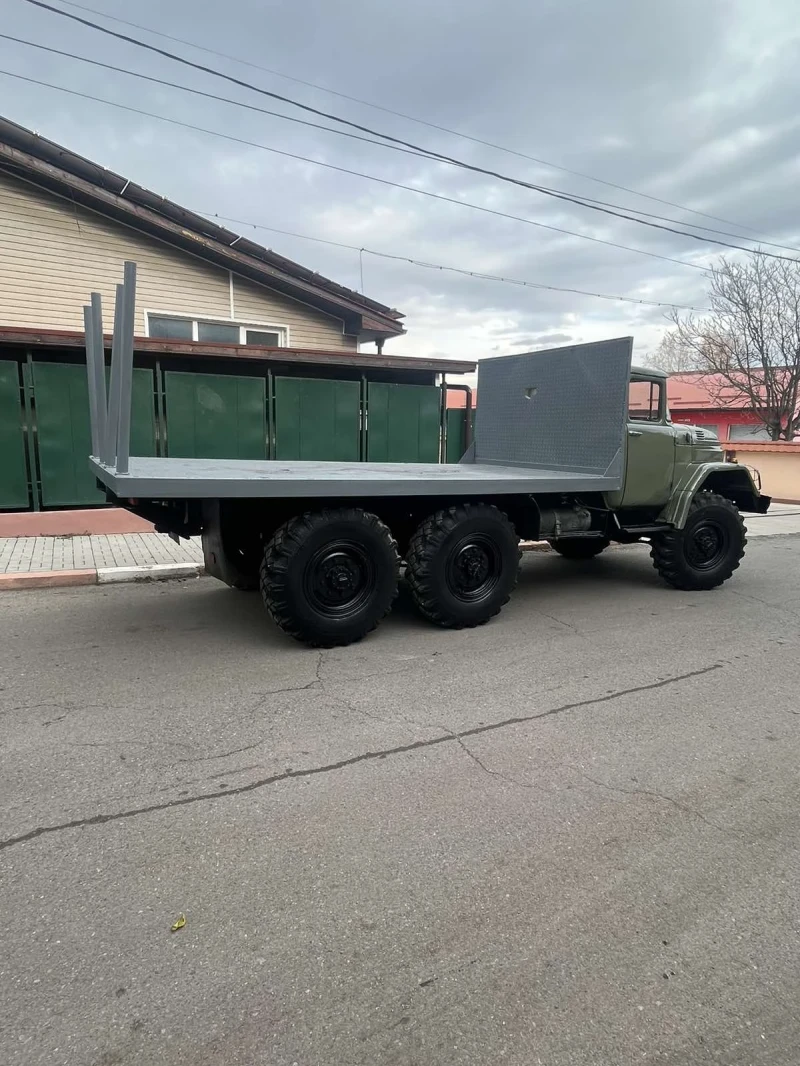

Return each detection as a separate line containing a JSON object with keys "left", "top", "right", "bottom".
{"left": 446, "top": 533, "right": 502, "bottom": 602}
{"left": 685, "top": 519, "right": 730, "bottom": 571}
{"left": 305, "top": 540, "right": 376, "bottom": 618}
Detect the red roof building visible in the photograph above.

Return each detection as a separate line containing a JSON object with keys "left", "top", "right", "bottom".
{"left": 668, "top": 372, "right": 783, "bottom": 442}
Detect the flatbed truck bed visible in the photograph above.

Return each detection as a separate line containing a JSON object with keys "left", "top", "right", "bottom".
{"left": 89, "top": 457, "right": 620, "bottom": 499}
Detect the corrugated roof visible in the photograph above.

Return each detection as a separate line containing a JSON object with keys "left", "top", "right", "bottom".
{"left": 0, "top": 115, "right": 405, "bottom": 341}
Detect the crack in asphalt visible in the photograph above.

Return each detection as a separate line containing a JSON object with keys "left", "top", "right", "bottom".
{"left": 448, "top": 730, "right": 551, "bottom": 792}
{"left": 0, "top": 662, "right": 722, "bottom": 853}
{"left": 572, "top": 770, "right": 739, "bottom": 836}
{"left": 175, "top": 739, "right": 267, "bottom": 764}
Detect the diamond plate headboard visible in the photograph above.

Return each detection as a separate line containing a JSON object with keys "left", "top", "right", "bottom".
{"left": 467, "top": 337, "right": 633, "bottom": 474}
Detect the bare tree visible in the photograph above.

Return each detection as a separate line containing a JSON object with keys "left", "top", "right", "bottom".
{"left": 670, "top": 253, "right": 800, "bottom": 440}
{"left": 646, "top": 329, "right": 699, "bottom": 374}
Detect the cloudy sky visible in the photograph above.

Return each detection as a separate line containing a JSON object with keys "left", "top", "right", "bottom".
{"left": 2, "top": 0, "right": 799, "bottom": 364}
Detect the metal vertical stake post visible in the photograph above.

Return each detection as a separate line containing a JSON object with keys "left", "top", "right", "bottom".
{"left": 115, "top": 261, "right": 137, "bottom": 475}
{"left": 83, "top": 304, "right": 101, "bottom": 458}
{"left": 83, "top": 291, "right": 108, "bottom": 459}
{"left": 90, "top": 291, "right": 108, "bottom": 458}
{"left": 104, "top": 282, "right": 125, "bottom": 467}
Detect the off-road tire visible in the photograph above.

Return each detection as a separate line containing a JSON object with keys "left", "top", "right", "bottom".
{"left": 405, "top": 503, "right": 520, "bottom": 628}
{"left": 550, "top": 537, "right": 610, "bottom": 560}
{"left": 650, "top": 491, "right": 746, "bottom": 591}
{"left": 260, "top": 508, "right": 399, "bottom": 647}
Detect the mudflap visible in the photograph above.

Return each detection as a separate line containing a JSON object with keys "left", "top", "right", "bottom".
{"left": 200, "top": 500, "right": 257, "bottom": 589}
{"left": 200, "top": 501, "right": 228, "bottom": 584}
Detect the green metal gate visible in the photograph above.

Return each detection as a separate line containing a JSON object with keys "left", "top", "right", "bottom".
{"left": 164, "top": 371, "right": 267, "bottom": 460}
{"left": 445, "top": 407, "right": 473, "bottom": 463}
{"left": 273, "top": 376, "right": 360, "bottom": 461}
{"left": 32, "top": 362, "right": 156, "bottom": 507}
{"left": 0, "top": 361, "right": 29, "bottom": 509}
{"left": 367, "top": 383, "right": 441, "bottom": 463}
{"left": 0, "top": 356, "right": 467, "bottom": 511}
{"left": 366, "top": 385, "right": 441, "bottom": 464}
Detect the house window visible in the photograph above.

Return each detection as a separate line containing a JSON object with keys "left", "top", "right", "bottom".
{"left": 628, "top": 379, "right": 663, "bottom": 422}
{"left": 729, "top": 423, "right": 771, "bottom": 442}
{"left": 148, "top": 315, "right": 193, "bottom": 341}
{"left": 197, "top": 321, "right": 239, "bottom": 344}
{"left": 245, "top": 329, "right": 281, "bottom": 347}
{"left": 147, "top": 314, "right": 286, "bottom": 346}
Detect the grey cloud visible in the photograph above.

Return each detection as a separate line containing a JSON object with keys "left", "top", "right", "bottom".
{"left": 524, "top": 333, "right": 574, "bottom": 347}
{"left": 1, "top": 0, "right": 798, "bottom": 361}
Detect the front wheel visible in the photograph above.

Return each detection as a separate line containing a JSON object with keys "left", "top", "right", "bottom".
{"left": 650, "top": 491, "right": 746, "bottom": 591}
{"left": 261, "top": 508, "right": 399, "bottom": 647}
{"left": 405, "top": 503, "right": 520, "bottom": 628}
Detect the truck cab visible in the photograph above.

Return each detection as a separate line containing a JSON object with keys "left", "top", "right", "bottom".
{"left": 621, "top": 367, "right": 678, "bottom": 507}
{"left": 615, "top": 365, "right": 767, "bottom": 522}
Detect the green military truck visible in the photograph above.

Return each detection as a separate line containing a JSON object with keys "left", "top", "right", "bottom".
{"left": 85, "top": 265, "right": 769, "bottom": 647}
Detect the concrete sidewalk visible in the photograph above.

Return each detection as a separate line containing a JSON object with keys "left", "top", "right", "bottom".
{"left": 743, "top": 503, "right": 800, "bottom": 536}
{"left": 0, "top": 532, "right": 203, "bottom": 589}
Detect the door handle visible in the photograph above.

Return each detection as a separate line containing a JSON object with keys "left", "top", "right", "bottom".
{"left": 628, "top": 429, "right": 643, "bottom": 437}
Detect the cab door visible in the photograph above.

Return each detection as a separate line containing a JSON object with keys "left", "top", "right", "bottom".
{"left": 620, "top": 377, "right": 676, "bottom": 508}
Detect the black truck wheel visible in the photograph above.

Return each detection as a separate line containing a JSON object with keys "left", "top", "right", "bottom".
{"left": 550, "top": 537, "right": 610, "bottom": 560}
{"left": 405, "top": 503, "right": 520, "bottom": 628}
{"left": 260, "top": 508, "right": 399, "bottom": 647}
{"left": 650, "top": 491, "right": 746, "bottom": 591}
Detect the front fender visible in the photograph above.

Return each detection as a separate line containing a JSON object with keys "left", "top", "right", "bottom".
{"left": 659, "top": 463, "right": 770, "bottom": 528}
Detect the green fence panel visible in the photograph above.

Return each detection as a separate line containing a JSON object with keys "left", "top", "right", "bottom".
{"left": 164, "top": 371, "right": 266, "bottom": 460}
{"left": 0, "top": 361, "right": 29, "bottom": 509}
{"left": 367, "top": 383, "right": 441, "bottom": 463}
{"left": 445, "top": 407, "right": 475, "bottom": 463}
{"left": 274, "top": 377, "right": 360, "bottom": 461}
{"left": 445, "top": 408, "right": 466, "bottom": 463}
{"left": 33, "top": 362, "right": 156, "bottom": 507}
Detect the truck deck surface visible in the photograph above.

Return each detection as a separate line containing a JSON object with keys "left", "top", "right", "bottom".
{"left": 89, "top": 456, "right": 619, "bottom": 498}
{"left": 80, "top": 264, "right": 634, "bottom": 505}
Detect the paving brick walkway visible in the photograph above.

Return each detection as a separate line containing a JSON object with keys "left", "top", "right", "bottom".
{"left": 0, "top": 533, "right": 203, "bottom": 574}
{"left": 0, "top": 506, "right": 798, "bottom": 577}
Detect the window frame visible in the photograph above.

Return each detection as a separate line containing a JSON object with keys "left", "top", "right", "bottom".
{"left": 628, "top": 376, "right": 665, "bottom": 424}
{"left": 144, "top": 310, "right": 289, "bottom": 347}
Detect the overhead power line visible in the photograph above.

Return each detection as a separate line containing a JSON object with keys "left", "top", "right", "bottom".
{"left": 0, "top": 34, "right": 433, "bottom": 161}
{"left": 0, "top": 69, "right": 718, "bottom": 275}
{"left": 47, "top": 0, "right": 791, "bottom": 243}
{"left": 18, "top": 0, "right": 800, "bottom": 264}
{"left": 194, "top": 211, "right": 712, "bottom": 311}
{"left": 5, "top": 32, "right": 800, "bottom": 257}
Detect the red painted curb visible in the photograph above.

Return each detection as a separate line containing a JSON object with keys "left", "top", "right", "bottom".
{"left": 0, "top": 569, "right": 98, "bottom": 590}
{"left": 0, "top": 508, "right": 154, "bottom": 539}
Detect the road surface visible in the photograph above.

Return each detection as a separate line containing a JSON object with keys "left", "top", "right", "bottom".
{"left": 2, "top": 536, "right": 799, "bottom": 1065}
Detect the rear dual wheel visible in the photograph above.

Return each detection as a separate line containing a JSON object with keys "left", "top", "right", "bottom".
{"left": 261, "top": 503, "right": 520, "bottom": 646}
{"left": 261, "top": 508, "right": 399, "bottom": 647}
{"left": 405, "top": 503, "right": 520, "bottom": 628}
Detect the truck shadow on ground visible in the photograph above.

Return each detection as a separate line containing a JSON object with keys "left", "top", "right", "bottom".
{"left": 515, "top": 544, "right": 660, "bottom": 593}
{"left": 85, "top": 545, "right": 665, "bottom": 653}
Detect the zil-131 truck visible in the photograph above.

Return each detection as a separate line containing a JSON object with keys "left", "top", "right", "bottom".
{"left": 82, "top": 264, "right": 769, "bottom": 647}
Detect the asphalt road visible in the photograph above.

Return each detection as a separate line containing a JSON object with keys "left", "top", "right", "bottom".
{"left": 2, "top": 536, "right": 800, "bottom": 1066}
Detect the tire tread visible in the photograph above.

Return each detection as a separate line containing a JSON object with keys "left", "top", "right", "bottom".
{"left": 260, "top": 508, "right": 399, "bottom": 646}
{"left": 650, "top": 491, "right": 746, "bottom": 591}
{"left": 405, "top": 503, "right": 520, "bottom": 628}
